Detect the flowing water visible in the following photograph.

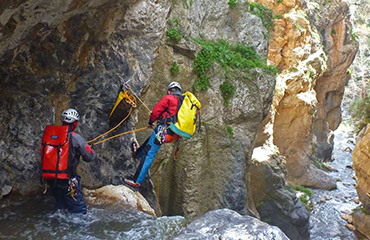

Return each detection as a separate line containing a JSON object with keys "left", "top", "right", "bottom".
{"left": 0, "top": 194, "right": 187, "bottom": 240}
{"left": 309, "top": 111, "right": 365, "bottom": 240}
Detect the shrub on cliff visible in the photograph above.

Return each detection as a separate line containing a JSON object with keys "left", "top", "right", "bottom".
{"left": 349, "top": 96, "right": 370, "bottom": 132}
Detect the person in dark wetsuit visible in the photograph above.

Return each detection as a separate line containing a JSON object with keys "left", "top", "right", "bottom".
{"left": 47, "top": 108, "right": 95, "bottom": 214}
{"left": 124, "top": 82, "right": 182, "bottom": 189}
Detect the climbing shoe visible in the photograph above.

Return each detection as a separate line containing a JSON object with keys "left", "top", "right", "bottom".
{"left": 124, "top": 179, "right": 140, "bottom": 189}
{"left": 131, "top": 142, "right": 139, "bottom": 158}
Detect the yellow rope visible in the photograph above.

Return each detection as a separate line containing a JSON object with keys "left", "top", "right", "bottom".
{"left": 91, "top": 126, "right": 149, "bottom": 145}
{"left": 87, "top": 85, "right": 152, "bottom": 145}
{"left": 87, "top": 107, "right": 133, "bottom": 144}
{"left": 129, "top": 87, "right": 152, "bottom": 114}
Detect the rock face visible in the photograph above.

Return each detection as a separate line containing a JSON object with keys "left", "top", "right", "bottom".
{"left": 0, "top": 0, "right": 170, "bottom": 206}
{"left": 173, "top": 208, "right": 290, "bottom": 240}
{"left": 352, "top": 127, "right": 370, "bottom": 213}
{"left": 255, "top": 0, "right": 357, "bottom": 189}
{"left": 83, "top": 185, "right": 156, "bottom": 216}
{"left": 135, "top": 0, "right": 276, "bottom": 219}
{"left": 352, "top": 210, "right": 370, "bottom": 239}
{"left": 0, "top": 0, "right": 277, "bottom": 221}
{"left": 250, "top": 147, "right": 310, "bottom": 240}
{"left": 350, "top": 125, "right": 370, "bottom": 239}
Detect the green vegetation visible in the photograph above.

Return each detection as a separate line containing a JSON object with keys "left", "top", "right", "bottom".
{"left": 170, "top": 61, "right": 180, "bottom": 75}
{"left": 353, "top": 206, "right": 369, "bottom": 215}
{"left": 272, "top": 14, "right": 282, "bottom": 19}
{"left": 183, "top": 0, "right": 193, "bottom": 9}
{"left": 277, "top": 0, "right": 283, "bottom": 3}
{"left": 167, "top": 17, "right": 183, "bottom": 43}
{"left": 229, "top": 0, "right": 237, "bottom": 8}
{"left": 292, "top": 185, "right": 313, "bottom": 211}
{"left": 291, "top": 67, "right": 298, "bottom": 72}
{"left": 167, "top": 27, "right": 182, "bottom": 43}
{"left": 331, "top": 29, "right": 336, "bottom": 35}
{"left": 361, "top": 207, "right": 368, "bottom": 215}
{"left": 349, "top": 96, "right": 370, "bottom": 132}
{"left": 226, "top": 125, "right": 235, "bottom": 139}
{"left": 249, "top": 2, "right": 273, "bottom": 32}
{"left": 220, "top": 81, "right": 236, "bottom": 106}
{"left": 193, "top": 38, "right": 278, "bottom": 93}
{"left": 312, "top": 158, "right": 332, "bottom": 172}
{"left": 168, "top": 17, "right": 181, "bottom": 26}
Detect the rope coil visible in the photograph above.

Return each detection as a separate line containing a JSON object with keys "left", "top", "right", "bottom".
{"left": 87, "top": 86, "right": 152, "bottom": 145}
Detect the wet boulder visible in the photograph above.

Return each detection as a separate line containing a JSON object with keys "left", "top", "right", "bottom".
{"left": 250, "top": 147, "right": 310, "bottom": 240}
{"left": 173, "top": 208, "right": 289, "bottom": 240}
{"left": 82, "top": 185, "right": 156, "bottom": 217}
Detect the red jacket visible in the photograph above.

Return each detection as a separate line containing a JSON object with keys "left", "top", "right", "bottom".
{"left": 149, "top": 94, "right": 180, "bottom": 125}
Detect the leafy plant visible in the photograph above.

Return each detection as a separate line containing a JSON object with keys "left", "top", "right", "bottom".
{"left": 167, "top": 17, "right": 183, "bottom": 44}
{"left": 183, "top": 0, "right": 193, "bottom": 9}
{"left": 226, "top": 126, "right": 235, "bottom": 139}
{"left": 272, "top": 14, "right": 282, "bottom": 19}
{"left": 292, "top": 185, "right": 313, "bottom": 211}
{"left": 166, "top": 27, "right": 183, "bottom": 43}
{"left": 168, "top": 17, "right": 181, "bottom": 26}
{"left": 277, "top": 0, "right": 283, "bottom": 3}
{"left": 292, "top": 185, "right": 312, "bottom": 196}
{"left": 349, "top": 96, "right": 370, "bottom": 132}
{"left": 170, "top": 61, "right": 180, "bottom": 75}
{"left": 331, "top": 29, "right": 336, "bottom": 35}
{"left": 229, "top": 0, "right": 237, "bottom": 8}
{"left": 221, "top": 81, "right": 236, "bottom": 106}
{"left": 193, "top": 38, "right": 277, "bottom": 92}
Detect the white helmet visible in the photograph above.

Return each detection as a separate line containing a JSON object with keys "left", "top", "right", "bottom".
{"left": 168, "top": 81, "right": 182, "bottom": 91}
{"left": 61, "top": 108, "right": 80, "bottom": 123}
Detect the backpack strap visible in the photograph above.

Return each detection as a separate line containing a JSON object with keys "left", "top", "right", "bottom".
{"left": 198, "top": 109, "right": 202, "bottom": 133}
{"left": 52, "top": 143, "right": 62, "bottom": 189}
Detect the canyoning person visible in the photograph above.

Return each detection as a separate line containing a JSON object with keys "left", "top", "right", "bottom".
{"left": 124, "top": 82, "right": 183, "bottom": 189}
{"left": 40, "top": 108, "right": 95, "bottom": 214}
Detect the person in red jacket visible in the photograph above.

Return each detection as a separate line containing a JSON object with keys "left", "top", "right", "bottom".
{"left": 47, "top": 109, "right": 96, "bottom": 214}
{"left": 124, "top": 82, "right": 182, "bottom": 188}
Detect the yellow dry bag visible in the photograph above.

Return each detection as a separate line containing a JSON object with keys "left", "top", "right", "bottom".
{"left": 170, "top": 91, "right": 201, "bottom": 139}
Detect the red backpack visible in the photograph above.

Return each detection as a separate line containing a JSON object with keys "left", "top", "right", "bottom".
{"left": 41, "top": 125, "right": 71, "bottom": 180}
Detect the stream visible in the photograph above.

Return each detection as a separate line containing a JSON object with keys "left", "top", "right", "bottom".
{"left": 309, "top": 111, "right": 365, "bottom": 240}
{"left": 0, "top": 194, "right": 187, "bottom": 239}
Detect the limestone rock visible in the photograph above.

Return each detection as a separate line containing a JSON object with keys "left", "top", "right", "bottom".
{"left": 138, "top": 0, "right": 276, "bottom": 219}
{"left": 82, "top": 185, "right": 156, "bottom": 217}
{"left": 173, "top": 208, "right": 289, "bottom": 240}
{"left": 345, "top": 223, "right": 356, "bottom": 231}
{"left": 352, "top": 210, "right": 370, "bottom": 239}
{"left": 250, "top": 146, "right": 310, "bottom": 240}
{"left": 256, "top": 0, "right": 357, "bottom": 190}
{"left": 352, "top": 127, "right": 370, "bottom": 213}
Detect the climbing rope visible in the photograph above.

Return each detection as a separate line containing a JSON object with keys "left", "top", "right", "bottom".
{"left": 87, "top": 84, "right": 152, "bottom": 145}
{"left": 90, "top": 126, "right": 149, "bottom": 145}
{"left": 88, "top": 107, "right": 134, "bottom": 144}
{"left": 128, "top": 87, "right": 152, "bottom": 115}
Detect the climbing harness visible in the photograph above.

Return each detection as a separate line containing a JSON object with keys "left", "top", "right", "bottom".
{"left": 156, "top": 125, "right": 167, "bottom": 145}
{"left": 67, "top": 177, "right": 78, "bottom": 201}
